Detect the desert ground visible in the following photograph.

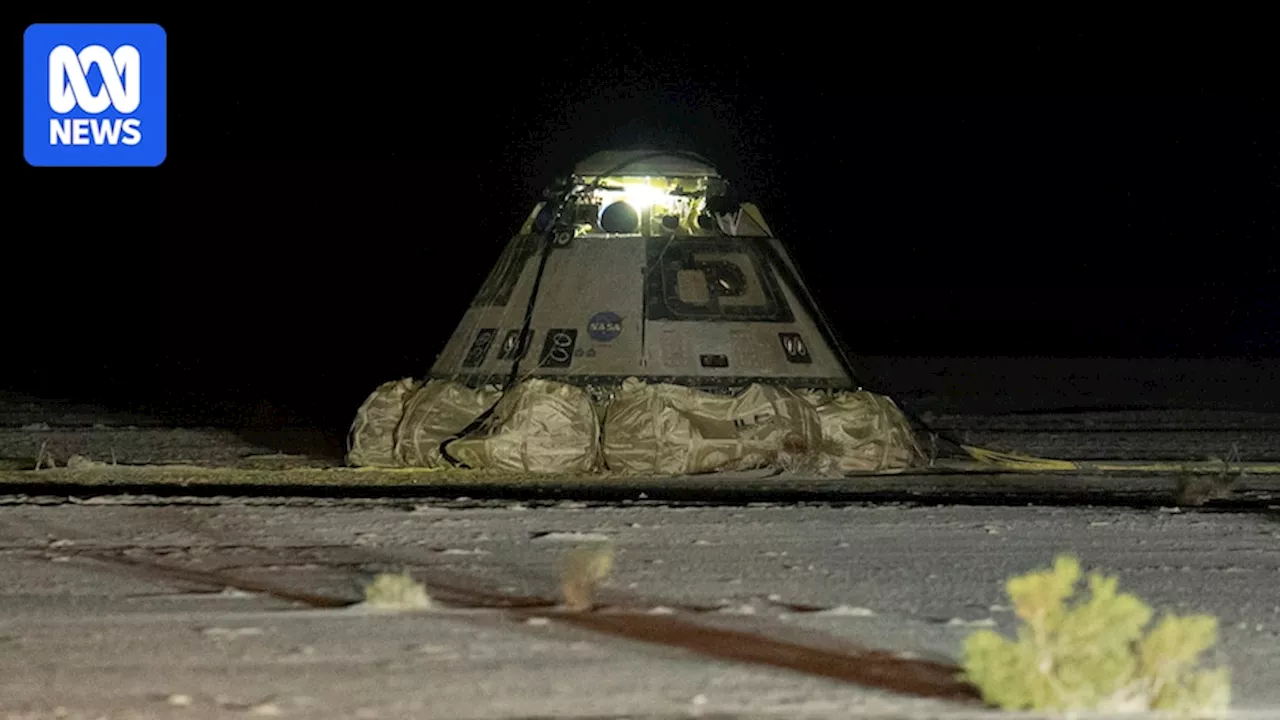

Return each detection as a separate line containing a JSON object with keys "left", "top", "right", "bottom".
{"left": 0, "top": 357, "right": 1276, "bottom": 719}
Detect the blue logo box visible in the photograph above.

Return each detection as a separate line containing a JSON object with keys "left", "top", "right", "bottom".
{"left": 24, "top": 23, "right": 167, "bottom": 167}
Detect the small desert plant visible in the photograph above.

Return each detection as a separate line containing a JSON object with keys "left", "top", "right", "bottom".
{"left": 34, "top": 440, "right": 54, "bottom": 469}
{"left": 1176, "top": 443, "right": 1246, "bottom": 507}
{"left": 961, "top": 555, "right": 1230, "bottom": 717}
{"left": 361, "top": 571, "right": 431, "bottom": 610}
{"left": 560, "top": 542, "right": 614, "bottom": 612}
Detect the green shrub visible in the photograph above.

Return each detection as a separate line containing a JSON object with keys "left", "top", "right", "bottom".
{"left": 961, "top": 555, "right": 1230, "bottom": 717}
{"left": 361, "top": 571, "right": 431, "bottom": 610}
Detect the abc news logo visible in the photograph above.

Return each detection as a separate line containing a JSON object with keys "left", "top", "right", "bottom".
{"left": 23, "top": 24, "right": 166, "bottom": 167}
{"left": 47, "top": 44, "right": 143, "bottom": 146}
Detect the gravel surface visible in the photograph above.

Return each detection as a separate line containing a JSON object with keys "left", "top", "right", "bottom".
{"left": 0, "top": 496, "right": 1276, "bottom": 719}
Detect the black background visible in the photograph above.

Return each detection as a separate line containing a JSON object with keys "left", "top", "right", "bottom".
{"left": 6, "top": 17, "right": 1277, "bottom": 432}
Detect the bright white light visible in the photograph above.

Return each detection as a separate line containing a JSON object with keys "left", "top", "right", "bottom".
{"left": 621, "top": 184, "right": 665, "bottom": 210}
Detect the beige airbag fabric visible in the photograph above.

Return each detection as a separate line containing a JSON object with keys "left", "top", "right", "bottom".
{"left": 601, "top": 378, "right": 825, "bottom": 474}
{"left": 394, "top": 380, "right": 502, "bottom": 468}
{"left": 447, "top": 378, "right": 601, "bottom": 474}
{"left": 345, "top": 377, "right": 422, "bottom": 467}
{"left": 346, "top": 376, "right": 925, "bottom": 476}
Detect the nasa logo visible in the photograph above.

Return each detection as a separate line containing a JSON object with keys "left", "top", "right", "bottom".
{"left": 23, "top": 23, "right": 167, "bottom": 167}
{"left": 587, "top": 312, "right": 623, "bottom": 342}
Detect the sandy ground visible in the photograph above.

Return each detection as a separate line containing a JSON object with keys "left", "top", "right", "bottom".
{"left": 0, "top": 495, "right": 1276, "bottom": 719}
{"left": 0, "top": 357, "right": 1278, "bottom": 719}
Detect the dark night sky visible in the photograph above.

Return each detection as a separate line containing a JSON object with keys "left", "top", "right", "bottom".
{"left": 6, "top": 18, "right": 1276, "bottom": 430}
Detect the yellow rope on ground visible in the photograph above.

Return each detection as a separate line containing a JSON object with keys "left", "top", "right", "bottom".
{"left": 1084, "top": 461, "right": 1280, "bottom": 474}
{"left": 960, "top": 445, "right": 1080, "bottom": 471}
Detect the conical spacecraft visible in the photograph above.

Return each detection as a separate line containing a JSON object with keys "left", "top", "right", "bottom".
{"left": 346, "top": 150, "right": 934, "bottom": 474}
{"left": 428, "top": 149, "right": 860, "bottom": 393}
